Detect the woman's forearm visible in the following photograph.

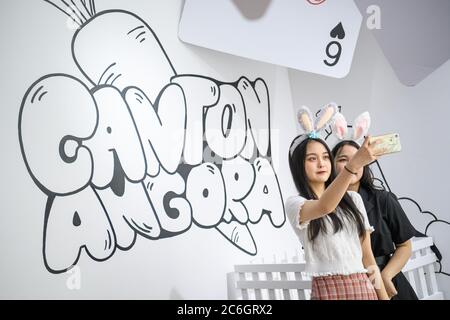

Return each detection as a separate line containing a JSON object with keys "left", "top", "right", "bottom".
{"left": 363, "top": 252, "right": 389, "bottom": 300}
{"left": 381, "top": 240, "right": 412, "bottom": 280}
{"left": 300, "top": 168, "right": 354, "bottom": 222}
{"left": 361, "top": 231, "right": 389, "bottom": 300}
{"left": 316, "top": 168, "right": 355, "bottom": 213}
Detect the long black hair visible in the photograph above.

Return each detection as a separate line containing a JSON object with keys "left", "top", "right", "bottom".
{"left": 288, "top": 136, "right": 366, "bottom": 242}
{"left": 331, "top": 140, "right": 380, "bottom": 192}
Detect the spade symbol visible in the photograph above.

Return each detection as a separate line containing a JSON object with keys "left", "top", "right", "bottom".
{"left": 73, "top": 211, "right": 81, "bottom": 227}
{"left": 330, "top": 22, "right": 345, "bottom": 39}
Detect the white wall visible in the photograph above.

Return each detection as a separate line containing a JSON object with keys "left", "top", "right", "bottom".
{"left": 0, "top": 0, "right": 301, "bottom": 299}
{"left": 2, "top": 0, "right": 448, "bottom": 300}
{"left": 289, "top": 25, "right": 450, "bottom": 298}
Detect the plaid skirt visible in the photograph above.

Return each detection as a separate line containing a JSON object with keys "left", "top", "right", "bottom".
{"left": 311, "top": 273, "right": 378, "bottom": 300}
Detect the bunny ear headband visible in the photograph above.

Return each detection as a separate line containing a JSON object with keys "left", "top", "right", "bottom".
{"left": 332, "top": 111, "right": 371, "bottom": 145}
{"left": 289, "top": 102, "right": 338, "bottom": 157}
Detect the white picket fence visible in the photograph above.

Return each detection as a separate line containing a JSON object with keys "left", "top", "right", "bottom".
{"left": 227, "top": 237, "right": 444, "bottom": 300}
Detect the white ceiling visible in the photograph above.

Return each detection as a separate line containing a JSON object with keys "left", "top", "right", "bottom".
{"left": 354, "top": 0, "right": 450, "bottom": 86}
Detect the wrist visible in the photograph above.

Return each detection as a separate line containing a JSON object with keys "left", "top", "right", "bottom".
{"left": 344, "top": 165, "right": 358, "bottom": 175}
{"left": 346, "top": 162, "right": 360, "bottom": 173}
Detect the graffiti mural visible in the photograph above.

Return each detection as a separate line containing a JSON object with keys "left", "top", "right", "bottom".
{"left": 18, "top": 1, "right": 285, "bottom": 274}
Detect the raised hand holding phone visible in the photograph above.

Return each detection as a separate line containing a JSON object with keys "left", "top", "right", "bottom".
{"left": 347, "top": 136, "right": 381, "bottom": 172}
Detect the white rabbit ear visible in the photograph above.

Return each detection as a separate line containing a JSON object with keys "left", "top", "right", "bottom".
{"left": 297, "top": 106, "right": 314, "bottom": 133}
{"left": 333, "top": 112, "right": 348, "bottom": 140}
{"left": 315, "top": 102, "right": 338, "bottom": 131}
{"left": 353, "top": 111, "right": 371, "bottom": 141}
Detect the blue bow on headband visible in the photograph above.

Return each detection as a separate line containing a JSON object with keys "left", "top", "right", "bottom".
{"left": 308, "top": 131, "right": 319, "bottom": 139}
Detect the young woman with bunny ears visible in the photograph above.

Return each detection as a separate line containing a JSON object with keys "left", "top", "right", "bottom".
{"left": 331, "top": 112, "right": 418, "bottom": 300}
{"left": 285, "top": 103, "right": 389, "bottom": 300}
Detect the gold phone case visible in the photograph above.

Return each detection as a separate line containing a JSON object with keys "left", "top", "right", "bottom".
{"left": 370, "top": 133, "right": 401, "bottom": 155}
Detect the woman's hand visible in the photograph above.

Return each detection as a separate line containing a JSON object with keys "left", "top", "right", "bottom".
{"left": 382, "top": 272, "right": 398, "bottom": 299}
{"left": 347, "top": 136, "right": 382, "bottom": 172}
{"left": 361, "top": 232, "right": 390, "bottom": 300}
{"left": 379, "top": 240, "right": 412, "bottom": 299}
{"left": 366, "top": 265, "right": 390, "bottom": 300}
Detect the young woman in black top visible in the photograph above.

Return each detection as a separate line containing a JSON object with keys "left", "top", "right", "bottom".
{"left": 332, "top": 140, "right": 418, "bottom": 300}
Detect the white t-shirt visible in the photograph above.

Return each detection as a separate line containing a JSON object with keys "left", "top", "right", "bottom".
{"left": 285, "top": 191, "right": 374, "bottom": 276}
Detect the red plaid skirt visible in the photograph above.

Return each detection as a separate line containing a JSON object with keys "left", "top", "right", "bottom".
{"left": 311, "top": 273, "right": 378, "bottom": 300}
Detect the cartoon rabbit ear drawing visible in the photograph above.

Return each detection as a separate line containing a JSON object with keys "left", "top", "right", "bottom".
{"left": 315, "top": 102, "right": 338, "bottom": 131}
{"left": 333, "top": 112, "right": 348, "bottom": 140}
{"left": 353, "top": 111, "right": 371, "bottom": 141}
{"left": 297, "top": 106, "right": 314, "bottom": 133}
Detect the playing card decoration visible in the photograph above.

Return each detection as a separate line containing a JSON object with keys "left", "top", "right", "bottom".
{"left": 179, "top": 0, "right": 363, "bottom": 78}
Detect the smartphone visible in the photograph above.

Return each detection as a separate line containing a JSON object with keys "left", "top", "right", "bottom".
{"left": 369, "top": 133, "right": 401, "bottom": 155}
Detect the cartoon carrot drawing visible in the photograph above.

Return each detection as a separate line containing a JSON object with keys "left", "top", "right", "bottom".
{"left": 44, "top": 0, "right": 176, "bottom": 103}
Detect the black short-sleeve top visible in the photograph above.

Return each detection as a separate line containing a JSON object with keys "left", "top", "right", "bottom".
{"left": 359, "top": 186, "right": 416, "bottom": 257}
